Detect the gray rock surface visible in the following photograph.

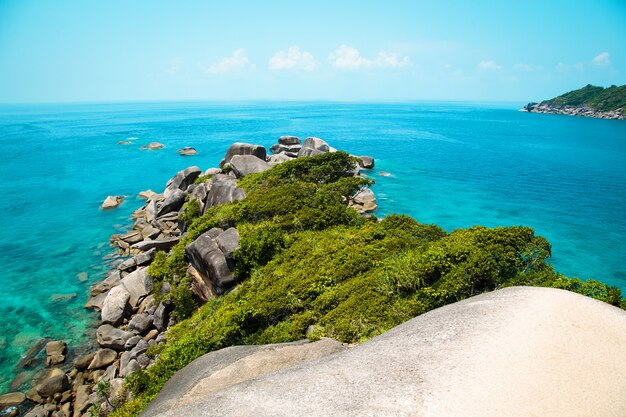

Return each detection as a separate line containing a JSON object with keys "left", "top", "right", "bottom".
{"left": 164, "top": 166, "right": 202, "bottom": 197}
{"left": 35, "top": 368, "right": 69, "bottom": 398}
{"left": 96, "top": 324, "right": 134, "bottom": 351}
{"left": 88, "top": 348, "right": 118, "bottom": 370}
{"left": 121, "top": 267, "right": 152, "bottom": 307}
{"left": 221, "top": 143, "right": 267, "bottom": 166}
{"left": 229, "top": 155, "right": 271, "bottom": 178}
{"left": 100, "top": 286, "right": 131, "bottom": 326}
{"left": 129, "top": 312, "right": 154, "bottom": 334}
{"left": 157, "top": 188, "right": 186, "bottom": 217}
{"left": 44, "top": 340, "right": 66, "bottom": 367}
{"left": 270, "top": 143, "right": 302, "bottom": 155}
{"left": 140, "top": 339, "right": 345, "bottom": 417}
{"left": 131, "top": 237, "right": 179, "bottom": 252}
{"left": 297, "top": 147, "right": 325, "bottom": 158}
{"left": 144, "top": 287, "right": 626, "bottom": 417}
{"left": 215, "top": 227, "right": 240, "bottom": 259}
{"left": 204, "top": 174, "right": 246, "bottom": 210}
{"left": 302, "top": 136, "right": 330, "bottom": 152}
{"left": 185, "top": 231, "right": 236, "bottom": 294}
{"left": 358, "top": 155, "right": 375, "bottom": 169}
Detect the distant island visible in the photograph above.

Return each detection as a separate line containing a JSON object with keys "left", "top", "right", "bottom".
{"left": 522, "top": 84, "right": 626, "bottom": 120}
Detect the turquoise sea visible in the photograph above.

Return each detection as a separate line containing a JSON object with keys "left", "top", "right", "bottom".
{"left": 1, "top": 101, "right": 625, "bottom": 392}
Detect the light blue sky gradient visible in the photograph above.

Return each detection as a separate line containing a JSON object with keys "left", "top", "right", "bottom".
{"left": 0, "top": 0, "right": 624, "bottom": 103}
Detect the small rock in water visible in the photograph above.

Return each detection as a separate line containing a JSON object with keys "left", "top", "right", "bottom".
{"left": 177, "top": 146, "right": 198, "bottom": 156}
{"left": 138, "top": 189, "right": 156, "bottom": 200}
{"left": 378, "top": 171, "right": 392, "bottom": 177}
{"left": 146, "top": 142, "right": 164, "bottom": 150}
{"left": 77, "top": 271, "right": 89, "bottom": 282}
{"left": 49, "top": 293, "right": 77, "bottom": 303}
{"left": 118, "top": 141, "right": 132, "bottom": 145}
{"left": 101, "top": 195, "right": 124, "bottom": 209}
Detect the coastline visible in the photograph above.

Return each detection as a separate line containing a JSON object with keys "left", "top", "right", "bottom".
{"left": 521, "top": 102, "right": 625, "bottom": 120}
{"left": 1, "top": 136, "right": 377, "bottom": 416}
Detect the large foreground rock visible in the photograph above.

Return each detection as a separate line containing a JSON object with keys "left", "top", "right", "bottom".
{"left": 204, "top": 174, "right": 246, "bottom": 210}
{"left": 144, "top": 287, "right": 626, "bottom": 417}
{"left": 185, "top": 231, "right": 235, "bottom": 294}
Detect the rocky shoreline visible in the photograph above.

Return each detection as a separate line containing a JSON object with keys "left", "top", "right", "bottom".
{"left": 0, "top": 136, "right": 376, "bottom": 417}
{"left": 521, "top": 102, "right": 625, "bottom": 120}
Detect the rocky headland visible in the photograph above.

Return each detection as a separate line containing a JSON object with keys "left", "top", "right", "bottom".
{"left": 0, "top": 136, "right": 377, "bottom": 417}
{"left": 521, "top": 84, "right": 626, "bottom": 120}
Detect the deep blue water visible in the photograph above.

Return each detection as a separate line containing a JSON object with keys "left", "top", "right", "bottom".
{"left": 1, "top": 101, "right": 625, "bottom": 391}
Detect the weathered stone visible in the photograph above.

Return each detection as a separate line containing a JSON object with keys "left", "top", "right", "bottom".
{"left": 121, "top": 267, "right": 152, "bottom": 307}
{"left": 268, "top": 153, "right": 294, "bottom": 165}
{"left": 350, "top": 187, "right": 378, "bottom": 214}
{"left": 140, "top": 225, "right": 161, "bottom": 240}
{"left": 164, "top": 166, "right": 202, "bottom": 198}
{"left": 191, "top": 183, "right": 208, "bottom": 213}
{"left": 188, "top": 265, "right": 214, "bottom": 302}
{"left": 270, "top": 143, "right": 302, "bottom": 155}
{"left": 100, "top": 286, "right": 131, "bottom": 326}
{"left": 215, "top": 227, "right": 240, "bottom": 259}
{"left": 35, "top": 368, "right": 69, "bottom": 398}
{"left": 204, "top": 174, "right": 246, "bottom": 210}
{"left": 96, "top": 324, "right": 134, "bottom": 351}
{"left": 88, "top": 349, "right": 117, "bottom": 370}
{"left": 124, "top": 335, "right": 143, "bottom": 350}
{"left": 138, "top": 189, "right": 156, "bottom": 200}
{"left": 147, "top": 142, "right": 164, "bottom": 150}
{"left": 302, "top": 137, "right": 330, "bottom": 152}
{"left": 358, "top": 155, "right": 375, "bottom": 169}
{"left": 157, "top": 188, "right": 186, "bottom": 217}
{"left": 118, "top": 230, "right": 143, "bottom": 244}
{"left": 153, "top": 302, "right": 173, "bottom": 332}
{"left": 185, "top": 232, "right": 236, "bottom": 294}
{"left": 102, "top": 362, "right": 119, "bottom": 382}
{"left": 135, "top": 247, "right": 157, "bottom": 267}
{"left": 73, "top": 352, "right": 96, "bottom": 371}
{"left": 45, "top": 340, "right": 67, "bottom": 367}
{"left": 278, "top": 135, "right": 301, "bottom": 145}
{"left": 84, "top": 291, "right": 108, "bottom": 311}
{"left": 73, "top": 385, "right": 92, "bottom": 416}
{"left": 117, "top": 257, "right": 137, "bottom": 273}
{"left": 177, "top": 147, "right": 198, "bottom": 156}
{"left": 221, "top": 142, "right": 267, "bottom": 167}
{"left": 131, "top": 237, "right": 179, "bottom": 252}
{"left": 297, "top": 147, "right": 325, "bottom": 158}
{"left": 0, "top": 392, "right": 26, "bottom": 407}
{"left": 129, "top": 313, "right": 153, "bottom": 335}
{"left": 101, "top": 196, "right": 124, "bottom": 209}
{"left": 24, "top": 405, "right": 47, "bottom": 417}
{"left": 143, "top": 329, "right": 159, "bottom": 342}
{"left": 17, "top": 338, "right": 48, "bottom": 369}
{"left": 91, "top": 271, "right": 121, "bottom": 296}
{"left": 229, "top": 155, "right": 271, "bottom": 178}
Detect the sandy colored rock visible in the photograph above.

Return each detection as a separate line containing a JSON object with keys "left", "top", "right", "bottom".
{"left": 88, "top": 348, "right": 118, "bottom": 370}
{"left": 0, "top": 392, "right": 26, "bottom": 407}
{"left": 145, "top": 287, "right": 626, "bottom": 417}
{"left": 147, "top": 142, "right": 164, "bottom": 150}
{"left": 138, "top": 189, "right": 156, "bottom": 200}
{"left": 101, "top": 195, "right": 124, "bottom": 209}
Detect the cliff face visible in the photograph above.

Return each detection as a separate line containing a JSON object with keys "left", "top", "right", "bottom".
{"left": 143, "top": 287, "right": 626, "bottom": 417}
{"left": 522, "top": 84, "right": 626, "bottom": 120}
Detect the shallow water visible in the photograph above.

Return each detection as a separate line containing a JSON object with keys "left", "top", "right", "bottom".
{"left": 1, "top": 101, "right": 625, "bottom": 392}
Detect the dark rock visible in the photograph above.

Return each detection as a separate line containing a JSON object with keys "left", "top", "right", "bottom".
{"left": 270, "top": 143, "right": 302, "bottom": 155}
{"left": 278, "top": 135, "right": 301, "bottom": 145}
{"left": 204, "top": 174, "right": 246, "bottom": 210}
{"left": 165, "top": 166, "right": 202, "bottom": 196}
{"left": 129, "top": 313, "right": 154, "bottom": 334}
{"left": 131, "top": 237, "right": 179, "bottom": 252}
{"left": 157, "top": 188, "right": 186, "bottom": 217}
{"left": 229, "top": 155, "right": 271, "bottom": 178}
{"left": 96, "top": 324, "right": 134, "bottom": 351}
{"left": 221, "top": 142, "right": 267, "bottom": 167}
{"left": 124, "top": 335, "right": 143, "bottom": 350}
{"left": 358, "top": 156, "right": 375, "bottom": 169}
{"left": 185, "top": 232, "right": 236, "bottom": 294}
{"left": 215, "top": 227, "right": 240, "bottom": 259}
{"left": 153, "top": 302, "right": 173, "bottom": 332}
{"left": 100, "top": 286, "right": 131, "bottom": 326}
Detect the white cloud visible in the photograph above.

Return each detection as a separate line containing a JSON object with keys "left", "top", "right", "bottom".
{"left": 556, "top": 62, "right": 585, "bottom": 72}
{"left": 205, "top": 49, "right": 254, "bottom": 74}
{"left": 513, "top": 63, "right": 534, "bottom": 71}
{"left": 328, "top": 45, "right": 411, "bottom": 70}
{"left": 592, "top": 51, "right": 611, "bottom": 66}
{"left": 477, "top": 60, "right": 502, "bottom": 70}
{"left": 166, "top": 57, "right": 182, "bottom": 75}
{"left": 269, "top": 46, "right": 319, "bottom": 71}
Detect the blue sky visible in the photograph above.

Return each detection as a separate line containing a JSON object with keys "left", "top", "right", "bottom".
{"left": 0, "top": 0, "right": 624, "bottom": 103}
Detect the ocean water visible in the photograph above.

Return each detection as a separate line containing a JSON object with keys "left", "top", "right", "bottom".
{"left": 1, "top": 101, "right": 625, "bottom": 392}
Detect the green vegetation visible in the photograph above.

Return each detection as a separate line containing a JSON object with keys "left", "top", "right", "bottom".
{"left": 111, "top": 152, "right": 625, "bottom": 417}
{"left": 542, "top": 84, "right": 626, "bottom": 112}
